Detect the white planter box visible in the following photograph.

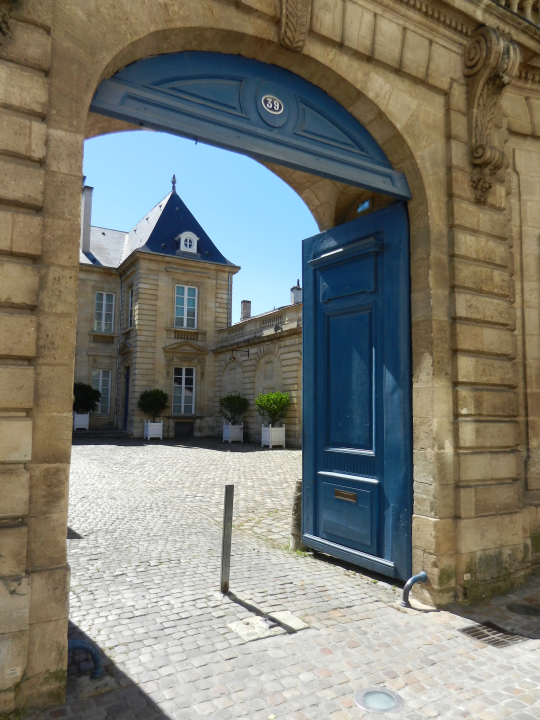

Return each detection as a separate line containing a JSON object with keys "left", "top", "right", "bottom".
{"left": 73, "top": 412, "right": 90, "bottom": 431}
{"left": 261, "top": 424, "right": 286, "bottom": 449}
{"left": 223, "top": 423, "right": 243, "bottom": 443}
{"left": 144, "top": 420, "right": 163, "bottom": 440}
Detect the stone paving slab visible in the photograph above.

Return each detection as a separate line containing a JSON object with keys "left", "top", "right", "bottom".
{"left": 28, "top": 439, "right": 540, "bottom": 720}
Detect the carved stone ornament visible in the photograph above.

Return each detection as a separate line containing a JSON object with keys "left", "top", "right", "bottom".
{"left": 0, "top": 0, "right": 14, "bottom": 43}
{"left": 280, "top": 0, "right": 312, "bottom": 52}
{"left": 464, "top": 25, "right": 520, "bottom": 203}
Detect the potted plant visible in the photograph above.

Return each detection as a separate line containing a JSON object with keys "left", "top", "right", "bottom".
{"left": 219, "top": 393, "right": 249, "bottom": 443}
{"left": 73, "top": 382, "right": 101, "bottom": 430}
{"left": 255, "top": 391, "right": 291, "bottom": 449}
{"left": 138, "top": 389, "right": 169, "bottom": 440}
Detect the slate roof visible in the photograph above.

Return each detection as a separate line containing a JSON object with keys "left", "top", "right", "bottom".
{"left": 81, "top": 190, "right": 236, "bottom": 269}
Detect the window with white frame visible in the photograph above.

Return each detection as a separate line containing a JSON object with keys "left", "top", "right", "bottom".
{"left": 94, "top": 291, "right": 115, "bottom": 333}
{"left": 128, "top": 287, "right": 134, "bottom": 328}
{"left": 91, "top": 369, "right": 111, "bottom": 414}
{"left": 173, "top": 367, "right": 195, "bottom": 414}
{"left": 175, "top": 285, "right": 197, "bottom": 328}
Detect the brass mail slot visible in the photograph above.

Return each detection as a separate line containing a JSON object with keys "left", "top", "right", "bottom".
{"left": 334, "top": 489, "right": 357, "bottom": 503}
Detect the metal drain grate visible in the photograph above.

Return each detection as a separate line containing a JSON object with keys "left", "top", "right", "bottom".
{"left": 459, "top": 621, "right": 527, "bottom": 647}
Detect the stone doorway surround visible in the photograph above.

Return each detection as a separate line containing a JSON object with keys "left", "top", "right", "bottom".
{"left": 1, "top": 0, "right": 540, "bottom": 715}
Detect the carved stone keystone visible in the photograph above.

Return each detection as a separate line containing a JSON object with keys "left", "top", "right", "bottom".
{"left": 464, "top": 25, "right": 520, "bottom": 203}
{"left": 280, "top": 0, "right": 312, "bottom": 52}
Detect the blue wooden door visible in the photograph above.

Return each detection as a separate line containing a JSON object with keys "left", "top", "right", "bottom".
{"left": 302, "top": 202, "right": 412, "bottom": 581}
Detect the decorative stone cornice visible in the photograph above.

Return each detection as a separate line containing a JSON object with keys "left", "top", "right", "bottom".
{"left": 280, "top": 0, "right": 312, "bottom": 52}
{"left": 464, "top": 25, "right": 521, "bottom": 202}
{"left": 0, "top": 0, "right": 13, "bottom": 43}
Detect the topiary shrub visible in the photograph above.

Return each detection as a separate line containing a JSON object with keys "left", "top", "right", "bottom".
{"left": 255, "top": 391, "right": 291, "bottom": 427}
{"left": 137, "top": 389, "right": 169, "bottom": 422}
{"left": 219, "top": 393, "right": 249, "bottom": 425}
{"left": 73, "top": 382, "right": 101, "bottom": 414}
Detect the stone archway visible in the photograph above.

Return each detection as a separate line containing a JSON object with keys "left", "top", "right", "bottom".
{"left": 1, "top": 2, "right": 457, "bottom": 713}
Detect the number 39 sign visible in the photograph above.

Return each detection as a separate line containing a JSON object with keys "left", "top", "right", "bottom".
{"left": 261, "top": 95, "right": 284, "bottom": 115}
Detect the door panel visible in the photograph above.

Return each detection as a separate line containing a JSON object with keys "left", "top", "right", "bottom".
{"left": 302, "top": 201, "right": 411, "bottom": 581}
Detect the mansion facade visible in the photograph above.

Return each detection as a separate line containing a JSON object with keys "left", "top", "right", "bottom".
{"left": 75, "top": 182, "right": 302, "bottom": 446}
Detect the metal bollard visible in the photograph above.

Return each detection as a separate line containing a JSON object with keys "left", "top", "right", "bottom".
{"left": 220, "top": 484, "right": 234, "bottom": 594}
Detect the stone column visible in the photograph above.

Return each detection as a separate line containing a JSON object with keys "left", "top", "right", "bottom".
{"left": 0, "top": 2, "right": 72, "bottom": 713}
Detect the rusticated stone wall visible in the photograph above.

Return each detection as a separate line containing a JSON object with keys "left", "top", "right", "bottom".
{"left": 0, "top": 0, "right": 540, "bottom": 714}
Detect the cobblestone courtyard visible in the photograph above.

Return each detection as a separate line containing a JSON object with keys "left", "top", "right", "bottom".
{"left": 31, "top": 439, "right": 540, "bottom": 720}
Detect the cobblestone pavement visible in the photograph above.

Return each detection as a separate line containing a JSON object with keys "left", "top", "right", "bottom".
{"left": 30, "top": 438, "right": 540, "bottom": 720}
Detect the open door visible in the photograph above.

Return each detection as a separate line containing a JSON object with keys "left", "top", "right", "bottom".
{"left": 302, "top": 202, "right": 412, "bottom": 581}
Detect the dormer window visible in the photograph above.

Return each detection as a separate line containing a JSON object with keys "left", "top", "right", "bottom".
{"left": 176, "top": 231, "right": 198, "bottom": 254}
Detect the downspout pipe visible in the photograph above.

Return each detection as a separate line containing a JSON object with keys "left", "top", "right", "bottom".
{"left": 68, "top": 639, "right": 105, "bottom": 679}
{"left": 401, "top": 571, "right": 428, "bottom": 608}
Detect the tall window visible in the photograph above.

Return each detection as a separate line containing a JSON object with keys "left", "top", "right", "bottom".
{"left": 173, "top": 367, "right": 195, "bottom": 414}
{"left": 128, "top": 287, "right": 134, "bottom": 328}
{"left": 94, "top": 292, "right": 115, "bottom": 333}
{"left": 92, "top": 369, "right": 111, "bottom": 414}
{"left": 175, "top": 285, "right": 197, "bottom": 328}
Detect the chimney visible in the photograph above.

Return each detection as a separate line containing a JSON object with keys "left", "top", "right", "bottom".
{"left": 241, "top": 300, "right": 251, "bottom": 320}
{"left": 80, "top": 185, "right": 93, "bottom": 254}
{"left": 290, "top": 279, "right": 302, "bottom": 305}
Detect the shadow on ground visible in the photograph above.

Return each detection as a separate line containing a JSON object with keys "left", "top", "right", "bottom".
{"left": 28, "top": 623, "right": 168, "bottom": 720}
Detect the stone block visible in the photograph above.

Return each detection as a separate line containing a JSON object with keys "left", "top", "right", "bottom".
{"left": 453, "top": 290, "right": 513, "bottom": 326}
{"left": 412, "top": 516, "right": 455, "bottom": 555}
{"left": 422, "top": 552, "right": 456, "bottom": 589}
{"left": 26, "top": 512, "right": 68, "bottom": 571}
{"left": 39, "top": 265, "right": 79, "bottom": 315}
{"left": 528, "top": 97, "right": 540, "bottom": 136}
{"left": 343, "top": 1, "right": 374, "bottom": 57}
{"left": 427, "top": 43, "right": 461, "bottom": 90}
{"left": 28, "top": 464, "right": 69, "bottom": 517}
{"left": 31, "top": 411, "right": 72, "bottom": 465}
{"left": 459, "top": 450, "right": 518, "bottom": 482}
{"left": 0, "top": 366, "right": 35, "bottom": 409}
{"left": 447, "top": 109, "right": 468, "bottom": 143}
{"left": 312, "top": 0, "right": 344, "bottom": 42}
{"left": 457, "top": 419, "right": 517, "bottom": 449}
{"left": 12, "top": 211, "right": 43, "bottom": 257}
{"left": 12, "top": 0, "right": 54, "bottom": 28}
{"left": 454, "top": 323, "right": 515, "bottom": 357}
{"left": 41, "top": 217, "right": 80, "bottom": 267}
{"left": 0, "top": 19, "right": 51, "bottom": 72}
{"left": 29, "top": 567, "right": 70, "bottom": 624}
{"left": 0, "top": 62, "right": 49, "bottom": 117}
{"left": 0, "top": 259, "right": 39, "bottom": 308}
{"left": 0, "top": 111, "right": 46, "bottom": 162}
{"left": 25, "top": 618, "right": 68, "bottom": 679}
{"left": 42, "top": 170, "right": 82, "bottom": 221}
{"left": 34, "top": 365, "right": 74, "bottom": 415}
{"left": 401, "top": 28, "right": 429, "bottom": 79}
{"left": 0, "top": 629, "right": 28, "bottom": 692}
{"left": 451, "top": 259, "right": 510, "bottom": 297}
{"left": 0, "top": 525, "right": 27, "bottom": 576}
{"left": 0, "top": 313, "right": 37, "bottom": 358}
{"left": 0, "top": 575, "right": 30, "bottom": 634}
{"left": 448, "top": 81, "right": 467, "bottom": 114}
{"left": 0, "top": 417, "right": 32, "bottom": 463}
{"left": 46, "top": 128, "right": 84, "bottom": 177}
{"left": 501, "top": 92, "right": 532, "bottom": 135}
{"left": 372, "top": 15, "right": 402, "bottom": 69}
{"left": 446, "top": 138, "right": 469, "bottom": 172}
{"left": 36, "top": 314, "right": 77, "bottom": 365}
{"left": 454, "top": 355, "right": 517, "bottom": 387}
{"left": 0, "top": 157, "right": 44, "bottom": 209}
{"left": 458, "top": 516, "right": 500, "bottom": 553}
{"left": 474, "top": 482, "right": 519, "bottom": 516}
{"left": 0, "top": 468, "right": 30, "bottom": 517}
{"left": 455, "top": 387, "right": 518, "bottom": 416}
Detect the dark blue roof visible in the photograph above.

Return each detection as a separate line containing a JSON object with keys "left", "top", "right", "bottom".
{"left": 120, "top": 190, "right": 237, "bottom": 267}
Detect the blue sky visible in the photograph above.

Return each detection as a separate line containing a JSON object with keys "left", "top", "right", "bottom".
{"left": 83, "top": 131, "right": 319, "bottom": 323}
